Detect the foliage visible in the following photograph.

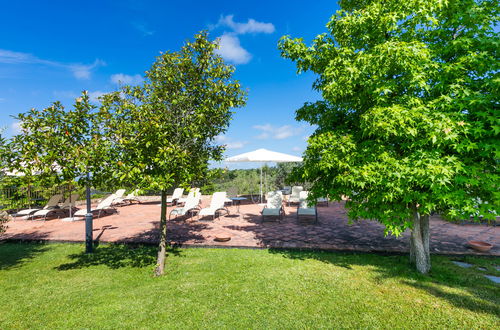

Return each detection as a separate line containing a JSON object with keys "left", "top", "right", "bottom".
{"left": 10, "top": 91, "right": 113, "bottom": 190}
{"left": 0, "top": 243, "right": 499, "bottom": 328}
{"left": 279, "top": 0, "right": 499, "bottom": 235}
{"left": 205, "top": 163, "right": 305, "bottom": 195}
{"left": 100, "top": 31, "right": 246, "bottom": 274}
{"left": 101, "top": 31, "right": 246, "bottom": 192}
{"left": 0, "top": 130, "right": 8, "bottom": 174}
{"left": 0, "top": 210, "right": 9, "bottom": 234}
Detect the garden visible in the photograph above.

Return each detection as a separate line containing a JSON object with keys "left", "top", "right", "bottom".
{"left": 0, "top": 0, "right": 499, "bottom": 328}
{"left": 0, "top": 243, "right": 499, "bottom": 328}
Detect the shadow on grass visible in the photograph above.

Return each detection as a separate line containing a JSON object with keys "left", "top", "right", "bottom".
{"left": 0, "top": 241, "right": 50, "bottom": 270}
{"left": 269, "top": 249, "right": 500, "bottom": 317}
{"left": 55, "top": 244, "right": 182, "bottom": 270}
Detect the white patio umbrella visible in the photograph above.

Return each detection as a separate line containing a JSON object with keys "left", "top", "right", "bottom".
{"left": 225, "top": 148, "right": 303, "bottom": 202}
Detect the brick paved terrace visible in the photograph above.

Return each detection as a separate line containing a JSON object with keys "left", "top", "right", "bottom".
{"left": 2, "top": 197, "right": 499, "bottom": 256}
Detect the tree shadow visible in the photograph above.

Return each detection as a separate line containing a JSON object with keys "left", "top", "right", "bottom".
{"left": 114, "top": 220, "right": 209, "bottom": 245}
{"left": 0, "top": 241, "right": 50, "bottom": 270}
{"left": 269, "top": 248, "right": 500, "bottom": 317}
{"left": 55, "top": 243, "right": 182, "bottom": 270}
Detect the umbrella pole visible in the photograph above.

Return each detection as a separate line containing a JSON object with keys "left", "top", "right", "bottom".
{"left": 260, "top": 165, "right": 263, "bottom": 203}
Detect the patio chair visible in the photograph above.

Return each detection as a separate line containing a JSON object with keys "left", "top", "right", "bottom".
{"left": 169, "top": 191, "right": 201, "bottom": 220}
{"left": 262, "top": 191, "right": 284, "bottom": 222}
{"left": 30, "top": 193, "right": 80, "bottom": 221}
{"left": 287, "top": 186, "right": 303, "bottom": 206}
{"left": 74, "top": 193, "right": 119, "bottom": 219}
{"left": 198, "top": 192, "right": 228, "bottom": 220}
{"left": 297, "top": 191, "right": 318, "bottom": 223}
{"left": 110, "top": 189, "right": 127, "bottom": 206}
{"left": 177, "top": 188, "right": 200, "bottom": 205}
{"left": 316, "top": 196, "right": 329, "bottom": 207}
{"left": 15, "top": 194, "right": 64, "bottom": 218}
{"left": 113, "top": 189, "right": 141, "bottom": 205}
{"left": 167, "top": 188, "right": 184, "bottom": 205}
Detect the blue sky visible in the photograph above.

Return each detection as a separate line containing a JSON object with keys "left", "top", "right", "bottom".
{"left": 0, "top": 0, "right": 340, "bottom": 168}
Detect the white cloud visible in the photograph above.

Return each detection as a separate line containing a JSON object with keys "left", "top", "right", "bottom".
{"left": 292, "top": 146, "right": 303, "bottom": 152}
{"left": 69, "top": 59, "right": 105, "bottom": 80}
{"left": 215, "top": 15, "right": 275, "bottom": 35}
{"left": 214, "top": 135, "right": 228, "bottom": 143}
{"left": 211, "top": 15, "right": 274, "bottom": 66}
{"left": 215, "top": 33, "right": 252, "bottom": 65}
{"left": 53, "top": 90, "right": 106, "bottom": 102}
{"left": 53, "top": 90, "right": 79, "bottom": 99}
{"left": 88, "top": 91, "right": 106, "bottom": 102}
{"left": 132, "top": 22, "right": 155, "bottom": 36}
{"left": 226, "top": 141, "right": 246, "bottom": 150}
{"left": 253, "top": 124, "right": 303, "bottom": 140}
{"left": 11, "top": 121, "right": 21, "bottom": 134}
{"left": 0, "top": 49, "right": 34, "bottom": 64}
{"left": 110, "top": 73, "right": 144, "bottom": 85}
{"left": 215, "top": 135, "right": 247, "bottom": 150}
{"left": 0, "top": 49, "right": 105, "bottom": 80}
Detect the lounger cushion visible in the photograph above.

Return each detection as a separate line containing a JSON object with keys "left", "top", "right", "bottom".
{"left": 262, "top": 208, "right": 281, "bottom": 216}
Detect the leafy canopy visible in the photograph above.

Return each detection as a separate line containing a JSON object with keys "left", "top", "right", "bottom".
{"left": 279, "top": 0, "right": 499, "bottom": 234}
{"left": 101, "top": 31, "right": 247, "bottom": 191}
{"left": 11, "top": 91, "right": 112, "bottom": 187}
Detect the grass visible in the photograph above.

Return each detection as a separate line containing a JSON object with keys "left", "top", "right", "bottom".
{"left": 0, "top": 242, "right": 498, "bottom": 329}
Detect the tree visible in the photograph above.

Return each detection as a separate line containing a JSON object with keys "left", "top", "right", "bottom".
{"left": 0, "top": 130, "right": 9, "bottom": 179}
{"left": 11, "top": 91, "right": 112, "bottom": 251}
{"left": 279, "top": 0, "right": 499, "bottom": 273}
{"left": 0, "top": 130, "right": 12, "bottom": 233}
{"left": 100, "top": 31, "right": 246, "bottom": 276}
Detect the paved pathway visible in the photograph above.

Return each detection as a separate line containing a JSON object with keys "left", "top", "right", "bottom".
{"left": 2, "top": 199, "right": 499, "bottom": 256}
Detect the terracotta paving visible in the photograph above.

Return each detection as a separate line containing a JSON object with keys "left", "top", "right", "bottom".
{"left": 2, "top": 198, "right": 499, "bottom": 256}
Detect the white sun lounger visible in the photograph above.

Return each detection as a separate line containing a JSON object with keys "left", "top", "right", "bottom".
{"left": 74, "top": 193, "right": 118, "bottom": 219}
{"left": 169, "top": 191, "right": 201, "bottom": 220}
{"left": 30, "top": 193, "right": 80, "bottom": 221}
{"left": 113, "top": 189, "right": 141, "bottom": 205}
{"left": 262, "top": 191, "right": 284, "bottom": 222}
{"left": 177, "top": 188, "right": 200, "bottom": 205}
{"left": 167, "top": 188, "right": 184, "bottom": 205}
{"left": 198, "top": 192, "right": 228, "bottom": 220}
{"left": 297, "top": 191, "right": 318, "bottom": 223}
{"left": 287, "top": 186, "right": 303, "bottom": 206}
{"left": 15, "top": 194, "right": 63, "bottom": 218}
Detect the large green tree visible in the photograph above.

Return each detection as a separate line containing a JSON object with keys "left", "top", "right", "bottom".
{"left": 12, "top": 92, "right": 110, "bottom": 188}
{"left": 0, "top": 130, "right": 8, "bottom": 177}
{"left": 101, "top": 31, "right": 246, "bottom": 276}
{"left": 279, "top": 0, "right": 499, "bottom": 273}
{"left": 11, "top": 92, "right": 112, "bottom": 250}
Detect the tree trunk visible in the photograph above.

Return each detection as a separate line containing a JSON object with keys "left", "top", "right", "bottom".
{"left": 154, "top": 190, "right": 168, "bottom": 276}
{"left": 409, "top": 207, "right": 431, "bottom": 274}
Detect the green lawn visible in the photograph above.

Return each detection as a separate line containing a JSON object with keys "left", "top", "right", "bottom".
{"left": 0, "top": 243, "right": 498, "bottom": 329}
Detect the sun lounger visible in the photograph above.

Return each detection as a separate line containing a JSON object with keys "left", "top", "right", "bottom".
{"left": 74, "top": 193, "right": 118, "bottom": 219}
{"left": 167, "top": 188, "right": 184, "bottom": 205}
{"left": 169, "top": 191, "right": 201, "bottom": 220}
{"left": 15, "top": 194, "right": 63, "bottom": 218}
{"left": 30, "top": 193, "right": 79, "bottom": 220}
{"left": 297, "top": 191, "right": 318, "bottom": 223}
{"left": 262, "top": 191, "right": 284, "bottom": 222}
{"left": 110, "top": 189, "right": 127, "bottom": 205}
{"left": 198, "top": 192, "right": 228, "bottom": 220}
{"left": 177, "top": 188, "right": 200, "bottom": 205}
{"left": 287, "top": 186, "right": 303, "bottom": 206}
{"left": 113, "top": 189, "right": 141, "bottom": 205}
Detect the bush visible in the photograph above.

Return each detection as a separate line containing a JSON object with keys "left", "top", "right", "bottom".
{"left": 0, "top": 210, "right": 11, "bottom": 234}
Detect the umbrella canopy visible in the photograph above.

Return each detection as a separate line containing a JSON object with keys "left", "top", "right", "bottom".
{"left": 225, "top": 148, "right": 302, "bottom": 202}
{"left": 225, "top": 148, "right": 303, "bottom": 163}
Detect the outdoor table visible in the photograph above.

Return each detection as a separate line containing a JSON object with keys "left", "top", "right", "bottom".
{"left": 229, "top": 197, "right": 247, "bottom": 214}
